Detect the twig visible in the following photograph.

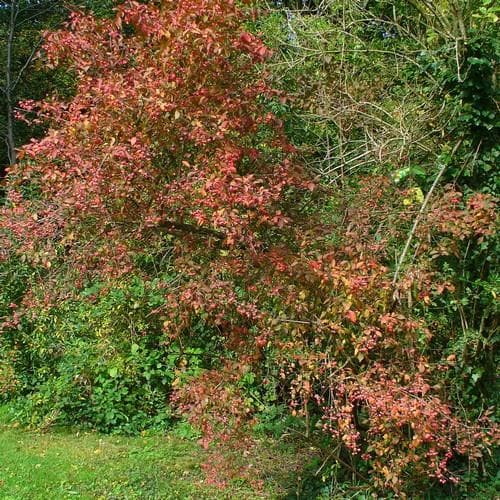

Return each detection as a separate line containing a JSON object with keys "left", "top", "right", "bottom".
{"left": 276, "top": 318, "right": 314, "bottom": 325}
{"left": 157, "top": 220, "right": 225, "bottom": 239}
{"left": 392, "top": 139, "right": 463, "bottom": 293}
{"left": 392, "top": 164, "right": 445, "bottom": 291}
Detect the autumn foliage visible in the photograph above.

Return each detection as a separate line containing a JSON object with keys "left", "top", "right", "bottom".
{"left": 3, "top": 0, "right": 306, "bottom": 275}
{"left": 0, "top": 0, "right": 498, "bottom": 495}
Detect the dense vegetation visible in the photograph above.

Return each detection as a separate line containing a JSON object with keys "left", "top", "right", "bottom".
{"left": 0, "top": 0, "right": 498, "bottom": 497}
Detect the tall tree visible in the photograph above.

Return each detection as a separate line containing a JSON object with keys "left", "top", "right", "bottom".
{"left": 0, "top": 0, "right": 67, "bottom": 175}
{"left": 0, "top": 0, "right": 116, "bottom": 177}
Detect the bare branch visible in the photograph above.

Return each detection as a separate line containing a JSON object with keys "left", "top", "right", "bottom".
{"left": 156, "top": 220, "right": 226, "bottom": 240}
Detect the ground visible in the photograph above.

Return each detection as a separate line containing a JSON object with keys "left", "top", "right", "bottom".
{"left": 0, "top": 407, "right": 280, "bottom": 499}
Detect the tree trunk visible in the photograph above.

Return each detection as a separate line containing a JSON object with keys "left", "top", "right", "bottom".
{"left": 5, "top": 0, "right": 18, "bottom": 166}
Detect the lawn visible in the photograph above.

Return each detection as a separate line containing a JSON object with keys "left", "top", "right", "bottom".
{"left": 0, "top": 407, "right": 289, "bottom": 499}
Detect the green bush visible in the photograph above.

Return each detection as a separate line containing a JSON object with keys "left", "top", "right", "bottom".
{"left": 0, "top": 276, "right": 208, "bottom": 433}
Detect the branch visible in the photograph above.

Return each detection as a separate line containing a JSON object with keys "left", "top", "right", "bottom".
{"left": 156, "top": 220, "right": 226, "bottom": 239}
{"left": 16, "top": 2, "right": 62, "bottom": 28}
{"left": 392, "top": 140, "right": 463, "bottom": 293}
{"left": 11, "top": 38, "right": 43, "bottom": 91}
{"left": 276, "top": 317, "right": 314, "bottom": 325}
{"left": 392, "top": 165, "right": 446, "bottom": 292}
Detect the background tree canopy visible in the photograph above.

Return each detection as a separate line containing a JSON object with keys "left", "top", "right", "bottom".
{"left": 0, "top": 0, "right": 117, "bottom": 175}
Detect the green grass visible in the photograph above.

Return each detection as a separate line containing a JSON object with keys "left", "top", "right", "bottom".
{"left": 0, "top": 407, "right": 281, "bottom": 499}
